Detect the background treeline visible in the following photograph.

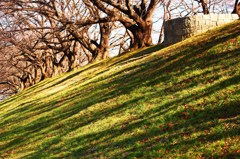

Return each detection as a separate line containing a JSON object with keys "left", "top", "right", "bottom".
{"left": 0, "top": 0, "right": 238, "bottom": 97}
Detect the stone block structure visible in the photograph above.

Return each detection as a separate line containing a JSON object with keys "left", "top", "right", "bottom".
{"left": 164, "top": 14, "right": 239, "bottom": 45}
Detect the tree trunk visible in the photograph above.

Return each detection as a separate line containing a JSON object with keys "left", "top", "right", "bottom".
{"left": 158, "top": 5, "right": 167, "bottom": 44}
{"left": 45, "top": 56, "right": 54, "bottom": 77}
{"left": 238, "top": 3, "right": 240, "bottom": 18}
{"left": 200, "top": 0, "right": 209, "bottom": 14}
{"left": 232, "top": 1, "right": 240, "bottom": 19}
{"left": 39, "top": 63, "right": 47, "bottom": 81}
{"left": 95, "top": 23, "right": 111, "bottom": 60}
{"left": 128, "top": 22, "right": 152, "bottom": 50}
{"left": 232, "top": 0, "right": 239, "bottom": 13}
{"left": 19, "top": 74, "right": 28, "bottom": 91}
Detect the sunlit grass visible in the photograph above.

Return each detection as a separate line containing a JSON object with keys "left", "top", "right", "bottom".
{"left": 0, "top": 21, "right": 240, "bottom": 158}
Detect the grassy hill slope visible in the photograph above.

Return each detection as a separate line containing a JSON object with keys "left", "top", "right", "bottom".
{"left": 0, "top": 21, "right": 240, "bottom": 159}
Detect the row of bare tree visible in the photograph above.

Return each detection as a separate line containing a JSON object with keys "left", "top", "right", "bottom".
{"left": 0, "top": 0, "right": 239, "bottom": 97}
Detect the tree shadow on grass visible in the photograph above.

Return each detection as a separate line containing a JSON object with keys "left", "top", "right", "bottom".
{"left": 86, "top": 32, "right": 240, "bottom": 106}
{"left": 0, "top": 82, "right": 148, "bottom": 157}
{"left": 48, "top": 98, "right": 239, "bottom": 158}
{"left": 18, "top": 73, "right": 240, "bottom": 158}
{"left": 69, "top": 87, "right": 239, "bottom": 158}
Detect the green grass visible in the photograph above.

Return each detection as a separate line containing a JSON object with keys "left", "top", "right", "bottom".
{"left": 0, "top": 21, "right": 240, "bottom": 159}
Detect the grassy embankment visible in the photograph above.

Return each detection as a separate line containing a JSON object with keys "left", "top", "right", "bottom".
{"left": 0, "top": 21, "right": 240, "bottom": 158}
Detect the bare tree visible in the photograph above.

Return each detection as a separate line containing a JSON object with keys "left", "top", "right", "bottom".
{"left": 81, "top": 0, "right": 160, "bottom": 49}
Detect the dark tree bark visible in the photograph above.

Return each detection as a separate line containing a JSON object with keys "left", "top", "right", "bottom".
{"left": 195, "top": 0, "right": 209, "bottom": 14}
{"left": 232, "top": 0, "right": 239, "bottom": 13}
{"left": 201, "top": 0, "right": 209, "bottom": 14}
{"left": 238, "top": 3, "right": 240, "bottom": 18}
{"left": 232, "top": 0, "right": 240, "bottom": 19}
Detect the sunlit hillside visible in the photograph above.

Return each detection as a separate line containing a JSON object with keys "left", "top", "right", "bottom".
{"left": 0, "top": 21, "right": 240, "bottom": 159}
